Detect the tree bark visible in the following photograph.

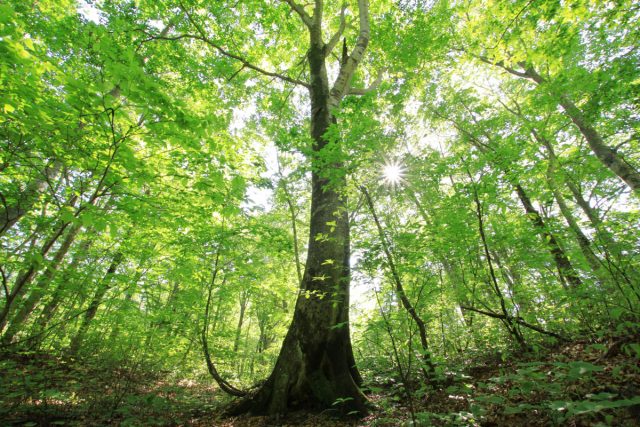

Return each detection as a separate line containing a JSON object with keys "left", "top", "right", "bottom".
{"left": 228, "top": 0, "right": 371, "bottom": 416}
{"left": 514, "top": 183, "right": 583, "bottom": 288}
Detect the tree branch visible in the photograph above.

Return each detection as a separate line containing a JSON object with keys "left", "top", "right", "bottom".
{"left": 460, "top": 305, "right": 569, "bottom": 341}
{"left": 281, "top": 0, "right": 313, "bottom": 28}
{"left": 313, "top": 0, "right": 324, "bottom": 29}
{"left": 474, "top": 54, "right": 531, "bottom": 78}
{"left": 324, "top": 4, "right": 347, "bottom": 57}
{"left": 175, "top": 3, "right": 309, "bottom": 88}
{"left": 329, "top": 0, "right": 370, "bottom": 110}
{"left": 348, "top": 68, "right": 384, "bottom": 95}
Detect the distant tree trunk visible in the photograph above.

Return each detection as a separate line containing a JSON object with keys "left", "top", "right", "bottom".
{"left": 68, "top": 252, "right": 123, "bottom": 355}
{"left": 490, "top": 60, "right": 640, "bottom": 193}
{"left": 489, "top": 248, "right": 528, "bottom": 314}
{"left": 30, "top": 236, "right": 96, "bottom": 347}
{"left": 471, "top": 183, "right": 528, "bottom": 350}
{"left": 547, "top": 167, "right": 605, "bottom": 274}
{"left": 0, "top": 197, "right": 77, "bottom": 334}
{"left": 514, "top": 184, "right": 583, "bottom": 289}
{"left": 441, "top": 111, "right": 584, "bottom": 290}
{"left": 361, "top": 185, "right": 436, "bottom": 380}
{"left": 277, "top": 156, "right": 303, "bottom": 284}
{"left": 1, "top": 222, "right": 82, "bottom": 344}
{"left": 233, "top": 289, "right": 250, "bottom": 353}
{"left": 201, "top": 249, "right": 246, "bottom": 397}
{"left": 0, "top": 161, "right": 61, "bottom": 237}
{"left": 405, "top": 189, "right": 476, "bottom": 330}
{"left": 534, "top": 132, "right": 640, "bottom": 293}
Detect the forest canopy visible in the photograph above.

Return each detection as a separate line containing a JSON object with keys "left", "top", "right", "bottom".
{"left": 1, "top": 0, "right": 639, "bottom": 425}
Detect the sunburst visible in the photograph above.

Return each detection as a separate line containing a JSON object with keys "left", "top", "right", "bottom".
{"left": 382, "top": 160, "right": 405, "bottom": 186}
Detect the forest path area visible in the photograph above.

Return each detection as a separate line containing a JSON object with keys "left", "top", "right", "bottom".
{"left": 2, "top": 328, "right": 639, "bottom": 426}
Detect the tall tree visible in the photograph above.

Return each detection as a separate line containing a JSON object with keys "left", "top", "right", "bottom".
{"left": 222, "top": 0, "right": 374, "bottom": 415}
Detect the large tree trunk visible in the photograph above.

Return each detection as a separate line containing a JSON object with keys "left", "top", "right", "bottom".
{"left": 231, "top": 149, "right": 366, "bottom": 413}
{"left": 229, "top": 7, "right": 370, "bottom": 412}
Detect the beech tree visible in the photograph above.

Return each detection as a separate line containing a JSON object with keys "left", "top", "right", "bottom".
{"left": 185, "top": 0, "right": 376, "bottom": 415}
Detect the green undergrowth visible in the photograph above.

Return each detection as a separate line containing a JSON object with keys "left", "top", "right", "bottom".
{"left": 0, "top": 351, "right": 224, "bottom": 426}
{"left": 1, "top": 329, "right": 639, "bottom": 426}
{"left": 364, "top": 328, "right": 640, "bottom": 427}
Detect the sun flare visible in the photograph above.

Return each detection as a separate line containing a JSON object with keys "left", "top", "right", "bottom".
{"left": 382, "top": 161, "right": 405, "bottom": 186}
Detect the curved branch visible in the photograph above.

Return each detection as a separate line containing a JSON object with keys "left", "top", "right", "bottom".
{"left": 348, "top": 68, "right": 384, "bottom": 95}
{"left": 328, "top": 0, "right": 370, "bottom": 110}
{"left": 460, "top": 305, "right": 569, "bottom": 342}
{"left": 202, "top": 247, "right": 247, "bottom": 397}
{"left": 175, "top": 3, "right": 310, "bottom": 88}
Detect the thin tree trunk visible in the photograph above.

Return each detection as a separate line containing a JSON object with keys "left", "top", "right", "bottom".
{"left": 514, "top": 183, "right": 583, "bottom": 288}
{"left": 548, "top": 168, "right": 605, "bottom": 274}
{"left": 1, "top": 222, "right": 82, "bottom": 344}
{"left": 68, "top": 252, "right": 123, "bottom": 355}
{"left": 277, "top": 156, "right": 303, "bottom": 284}
{"left": 535, "top": 132, "right": 640, "bottom": 291}
{"left": 32, "top": 235, "right": 96, "bottom": 341}
{"left": 405, "top": 188, "right": 476, "bottom": 328}
{"left": 471, "top": 183, "right": 528, "bottom": 350}
{"left": 360, "top": 185, "right": 436, "bottom": 379}
{"left": 201, "top": 248, "right": 246, "bottom": 397}
{"left": 0, "top": 161, "right": 61, "bottom": 237}
{"left": 492, "top": 60, "right": 640, "bottom": 193}
{"left": 233, "top": 289, "right": 250, "bottom": 353}
{"left": 440, "top": 112, "right": 584, "bottom": 290}
{"left": 0, "top": 208, "right": 76, "bottom": 333}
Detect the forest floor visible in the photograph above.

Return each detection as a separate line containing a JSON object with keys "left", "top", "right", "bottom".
{"left": 1, "top": 329, "right": 640, "bottom": 426}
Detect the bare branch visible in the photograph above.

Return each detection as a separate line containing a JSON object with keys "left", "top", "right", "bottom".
{"left": 175, "top": 3, "right": 309, "bottom": 88}
{"left": 329, "top": 0, "right": 370, "bottom": 110}
{"left": 473, "top": 54, "right": 531, "bottom": 78}
{"left": 280, "top": 0, "right": 313, "bottom": 28}
{"left": 324, "top": 4, "right": 347, "bottom": 57}
{"left": 461, "top": 305, "right": 569, "bottom": 341}
{"left": 348, "top": 68, "right": 384, "bottom": 95}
